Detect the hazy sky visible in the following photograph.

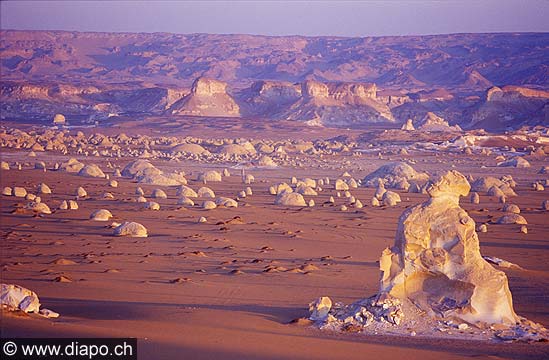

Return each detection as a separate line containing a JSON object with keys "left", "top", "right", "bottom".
{"left": 1, "top": 0, "right": 548, "bottom": 37}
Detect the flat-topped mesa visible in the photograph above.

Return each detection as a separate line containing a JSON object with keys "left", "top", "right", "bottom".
{"left": 169, "top": 77, "right": 240, "bottom": 117}
{"left": 286, "top": 80, "right": 393, "bottom": 125}
{"left": 379, "top": 170, "right": 518, "bottom": 325}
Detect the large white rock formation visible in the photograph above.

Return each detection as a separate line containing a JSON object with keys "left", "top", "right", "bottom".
{"left": 378, "top": 170, "right": 517, "bottom": 325}
{"left": 308, "top": 170, "right": 547, "bottom": 341}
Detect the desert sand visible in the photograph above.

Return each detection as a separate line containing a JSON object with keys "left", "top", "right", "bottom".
{"left": 1, "top": 122, "right": 548, "bottom": 359}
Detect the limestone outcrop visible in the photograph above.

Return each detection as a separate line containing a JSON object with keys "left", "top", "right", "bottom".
{"left": 378, "top": 171, "right": 517, "bottom": 325}
{"left": 308, "top": 170, "right": 547, "bottom": 341}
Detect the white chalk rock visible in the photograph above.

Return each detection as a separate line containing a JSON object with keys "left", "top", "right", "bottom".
{"left": 382, "top": 191, "right": 401, "bottom": 206}
{"left": 68, "top": 200, "right": 78, "bottom": 210}
{"left": 113, "top": 222, "right": 148, "bottom": 237}
{"left": 1, "top": 284, "right": 41, "bottom": 313}
{"left": 90, "top": 209, "right": 113, "bottom": 221}
{"left": 496, "top": 214, "right": 527, "bottom": 225}
{"left": 215, "top": 197, "right": 238, "bottom": 208}
{"left": 379, "top": 170, "right": 519, "bottom": 325}
{"left": 335, "top": 179, "right": 349, "bottom": 191}
{"left": 198, "top": 170, "right": 222, "bottom": 182}
{"left": 152, "top": 189, "right": 167, "bottom": 199}
{"left": 76, "top": 187, "right": 87, "bottom": 198}
{"left": 202, "top": 200, "right": 217, "bottom": 210}
{"left": 78, "top": 164, "right": 106, "bottom": 178}
{"left": 13, "top": 187, "right": 27, "bottom": 198}
{"left": 177, "top": 185, "right": 198, "bottom": 198}
{"left": 39, "top": 308, "right": 60, "bottom": 318}
{"left": 309, "top": 297, "right": 332, "bottom": 321}
{"left": 243, "top": 174, "right": 255, "bottom": 184}
{"left": 25, "top": 202, "right": 51, "bottom": 214}
{"left": 275, "top": 192, "right": 306, "bottom": 207}
{"left": 363, "top": 162, "right": 429, "bottom": 189}
{"left": 198, "top": 187, "right": 215, "bottom": 198}
{"left": 37, "top": 183, "right": 52, "bottom": 194}
{"left": 177, "top": 196, "right": 195, "bottom": 206}
{"left": 502, "top": 204, "right": 520, "bottom": 214}
{"left": 144, "top": 201, "right": 160, "bottom": 210}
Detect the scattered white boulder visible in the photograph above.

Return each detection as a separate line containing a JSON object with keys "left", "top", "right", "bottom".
{"left": 202, "top": 200, "right": 217, "bottom": 210}
{"left": 502, "top": 204, "right": 520, "bottom": 214}
{"left": 76, "top": 186, "right": 87, "bottom": 198}
{"left": 197, "top": 187, "right": 215, "bottom": 198}
{"left": 13, "top": 187, "right": 27, "bottom": 198}
{"left": 335, "top": 179, "right": 349, "bottom": 191}
{"left": 90, "top": 209, "right": 113, "bottom": 221}
{"left": 177, "top": 185, "right": 198, "bottom": 198}
{"left": 363, "top": 162, "right": 429, "bottom": 189}
{"left": 59, "top": 158, "right": 85, "bottom": 173}
{"left": 275, "top": 192, "right": 306, "bottom": 207}
{"left": 37, "top": 183, "right": 52, "bottom": 194}
{"left": 496, "top": 214, "right": 527, "bottom": 225}
{"left": 113, "top": 222, "right": 148, "bottom": 237}
{"left": 177, "top": 196, "right": 195, "bottom": 206}
{"left": 216, "top": 197, "right": 238, "bottom": 208}
{"left": 1, "top": 284, "right": 38, "bottom": 311}
{"left": 25, "top": 201, "right": 51, "bottom": 214}
{"left": 152, "top": 189, "right": 168, "bottom": 199}
{"left": 144, "top": 201, "right": 160, "bottom": 210}
{"left": 78, "top": 164, "right": 106, "bottom": 178}
{"left": 382, "top": 191, "right": 401, "bottom": 206}
{"left": 497, "top": 157, "right": 531, "bottom": 168}
{"left": 198, "top": 170, "right": 222, "bottom": 182}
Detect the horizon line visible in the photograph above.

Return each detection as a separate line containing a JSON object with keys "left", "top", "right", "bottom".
{"left": 2, "top": 28, "right": 548, "bottom": 39}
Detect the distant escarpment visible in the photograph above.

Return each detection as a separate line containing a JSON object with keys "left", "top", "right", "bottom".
{"left": 241, "top": 80, "right": 393, "bottom": 126}
{"left": 0, "top": 30, "right": 547, "bottom": 130}
{"left": 468, "top": 86, "right": 549, "bottom": 129}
